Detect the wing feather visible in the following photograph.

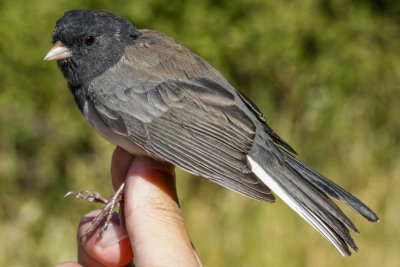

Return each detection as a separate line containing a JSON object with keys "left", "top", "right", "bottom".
{"left": 90, "top": 70, "right": 274, "bottom": 202}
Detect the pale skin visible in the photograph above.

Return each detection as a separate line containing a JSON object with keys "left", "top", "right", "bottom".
{"left": 55, "top": 146, "right": 202, "bottom": 267}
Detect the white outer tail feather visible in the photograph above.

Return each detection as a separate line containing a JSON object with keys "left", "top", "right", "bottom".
{"left": 247, "top": 156, "right": 347, "bottom": 256}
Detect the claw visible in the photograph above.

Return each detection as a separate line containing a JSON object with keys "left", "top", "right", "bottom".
{"left": 65, "top": 190, "right": 110, "bottom": 204}
{"left": 65, "top": 183, "right": 126, "bottom": 239}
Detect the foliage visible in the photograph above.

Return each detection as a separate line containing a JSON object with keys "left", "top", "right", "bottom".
{"left": 0, "top": 0, "right": 399, "bottom": 266}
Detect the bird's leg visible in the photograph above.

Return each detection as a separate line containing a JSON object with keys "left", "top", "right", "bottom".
{"left": 65, "top": 182, "right": 125, "bottom": 240}
{"left": 64, "top": 190, "right": 110, "bottom": 204}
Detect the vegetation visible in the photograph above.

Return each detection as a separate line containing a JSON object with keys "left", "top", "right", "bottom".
{"left": 0, "top": 0, "right": 398, "bottom": 266}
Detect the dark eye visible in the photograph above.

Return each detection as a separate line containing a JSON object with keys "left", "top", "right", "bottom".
{"left": 83, "top": 36, "right": 96, "bottom": 46}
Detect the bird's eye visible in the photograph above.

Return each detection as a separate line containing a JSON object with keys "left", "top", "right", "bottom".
{"left": 83, "top": 36, "right": 96, "bottom": 46}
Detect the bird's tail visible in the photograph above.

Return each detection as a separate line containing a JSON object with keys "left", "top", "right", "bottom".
{"left": 248, "top": 142, "right": 379, "bottom": 256}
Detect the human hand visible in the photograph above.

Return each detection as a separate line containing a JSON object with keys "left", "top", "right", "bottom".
{"left": 55, "top": 146, "right": 202, "bottom": 267}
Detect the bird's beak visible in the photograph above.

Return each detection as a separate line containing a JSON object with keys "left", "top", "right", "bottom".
{"left": 44, "top": 41, "right": 72, "bottom": 61}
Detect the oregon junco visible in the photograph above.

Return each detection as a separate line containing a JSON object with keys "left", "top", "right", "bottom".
{"left": 44, "top": 9, "right": 378, "bottom": 256}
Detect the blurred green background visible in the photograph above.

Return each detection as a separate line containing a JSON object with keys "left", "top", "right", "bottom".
{"left": 0, "top": 0, "right": 398, "bottom": 266}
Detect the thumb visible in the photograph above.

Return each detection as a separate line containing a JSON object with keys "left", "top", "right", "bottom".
{"left": 123, "top": 156, "right": 200, "bottom": 267}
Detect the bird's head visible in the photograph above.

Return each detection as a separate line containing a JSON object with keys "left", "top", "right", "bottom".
{"left": 44, "top": 9, "right": 140, "bottom": 86}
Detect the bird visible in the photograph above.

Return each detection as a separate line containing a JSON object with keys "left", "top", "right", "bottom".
{"left": 44, "top": 9, "right": 378, "bottom": 256}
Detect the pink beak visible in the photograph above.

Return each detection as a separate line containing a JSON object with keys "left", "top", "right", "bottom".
{"left": 44, "top": 41, "right": 72, "bottom": 61}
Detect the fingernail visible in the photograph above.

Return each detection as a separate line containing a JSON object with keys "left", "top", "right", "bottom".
{"left": 98, "top": 224, "right": 129, "bottom": 249}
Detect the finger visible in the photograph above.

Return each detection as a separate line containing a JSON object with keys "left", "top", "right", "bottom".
{"left": 124, "top": 156, "right": 201, "bottom": 267}
{"left": 111, "top": 146, "right": 134, "bottom": 190}
{"left": 77, "top": 210, "right": 134, "bottom": 267}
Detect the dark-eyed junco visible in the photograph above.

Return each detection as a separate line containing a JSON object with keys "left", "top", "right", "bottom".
{"left": 45, "top": 9, "right": 378, "bottom": 256}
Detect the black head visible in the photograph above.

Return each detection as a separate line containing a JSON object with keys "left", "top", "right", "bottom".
{"left": 47, "top": 10, "right": 140, "bottom": 87}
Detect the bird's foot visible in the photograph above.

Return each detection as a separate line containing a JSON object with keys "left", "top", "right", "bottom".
{"left": 65, "top": 182, "right": 125, "bottom": 240}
